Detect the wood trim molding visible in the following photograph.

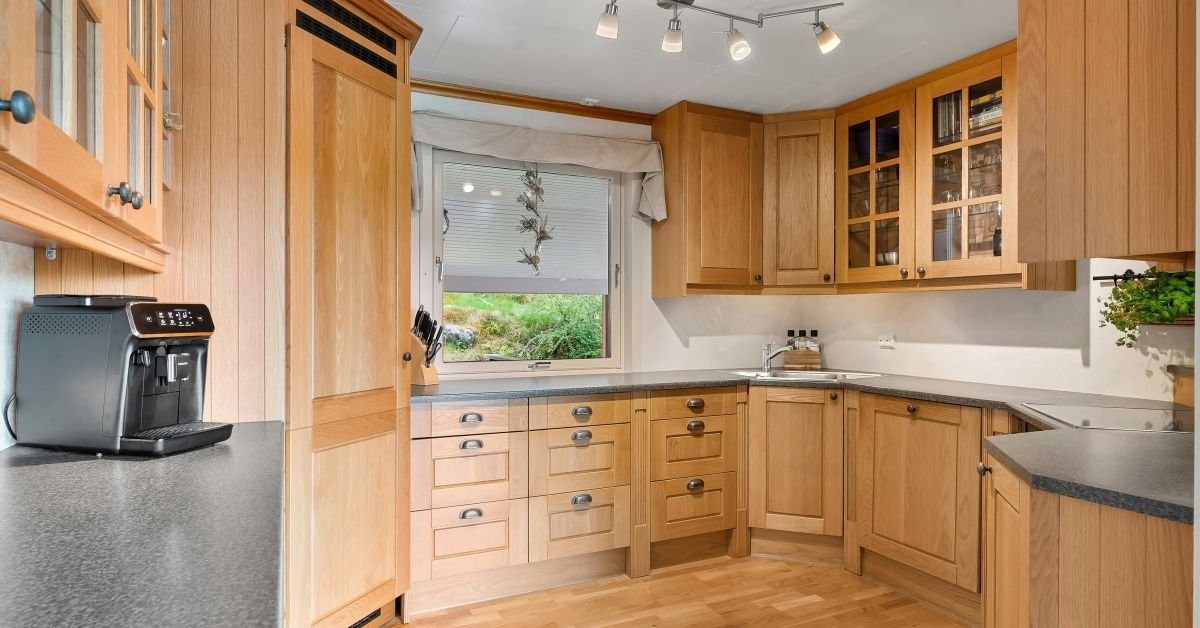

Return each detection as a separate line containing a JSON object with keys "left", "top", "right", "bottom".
{"left": 762, "top": 109, "right": 837, "bottom": 124}
{"left": 411, "top": 79, "right": 657, "bottom": 126}
{"left": 835, "top": 40, "right": 1018, "bottom": 115}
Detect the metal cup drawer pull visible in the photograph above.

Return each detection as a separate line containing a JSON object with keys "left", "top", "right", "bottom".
{"left": 459, "top": 508, "right": 484, "bottom": 520}
{"left": 570, "top": 430, "right": 593, "bottom": 444}
{"left": 571, "top": 493, "right": 593, "bottom": 506}
{"left": 686, "top": 420, "right": 706, "bottom": 433}
{"left": 459, "top": 412, "right": 485, "bottom": 424}
{"left": 686, "top": 478, "right": 705, "bottom": 491}
{"left": 571, "top": 406, "right": 594, "bottom": 418}
{"left": 459, "top": 439, "right": 484, "bottom": 451}
{"left": 685, "top": 398, "right": 706, "bottom": 409}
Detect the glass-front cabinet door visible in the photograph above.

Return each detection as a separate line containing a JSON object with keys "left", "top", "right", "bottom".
{"left": 836, "top": 92, "right": 915, "bottom": 284}
{"left": 111, "top": 0, "right": 162, "bottom": 241}
{"left": 915, "top": 56, "right": 1018, "bottom": 278}
{"left": 0, "top": 0, "right": 108, "bottom": 211}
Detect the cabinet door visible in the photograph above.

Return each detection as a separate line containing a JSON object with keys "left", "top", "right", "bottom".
{"left": 836, "top": 93, "right": 916, "bottom": 284}
{"left": 686, "top": 110, "right": 763, "bottom": 286}
{"left": 111, "top": 0, "right": 161, "bottom": 241}
{"left": 748, "top": 387, "right": 842, "bottom": 536}
{"left": 285, "top": 17, "right": 411, "bottom": 628}
{"left": 916, "top": 56, "right": 1018, "bottom": 279}
{"left": 763, "top": 117, "right": 835, "bottom": 286}
{"left": 983, "top": 454, "right": 1028, "bottom": 628}
{"left": 0, "top": 0, "right": 108, "bottom": 211}
{"left": 856, "top": 394, "right": 982, "bottom": 591}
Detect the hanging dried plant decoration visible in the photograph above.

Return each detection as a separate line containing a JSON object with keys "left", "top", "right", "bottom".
{"left": 516, "top": 162, "right": 552, "bottom": 274}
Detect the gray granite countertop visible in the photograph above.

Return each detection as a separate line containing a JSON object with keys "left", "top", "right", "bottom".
{"left": 985, "top": 429, "right": 1193, "bottom": 524}
{"left": 0, "top": 421, "right": 284, "bottom": 627}
{"left": 414, "top": 369, "right": 1191, "bottom": 522}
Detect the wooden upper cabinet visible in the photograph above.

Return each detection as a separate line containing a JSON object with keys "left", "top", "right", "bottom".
{"left": 836, "top": 93, "right": 917, "bottom": 284}
{"left": 763, "top": 113, "right": 836, "bottom": 287}
{"left": 1018, "top": 0, "right": 1196, "bottom": 261}
{"left": 916, "top": 56, "right": 1020, "bottom": 279}
{"left": 651, "top": 101, "right": 763, "bottom": 296}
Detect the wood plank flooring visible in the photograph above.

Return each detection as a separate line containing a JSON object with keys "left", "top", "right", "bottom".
{"left": 406, "top": 556, "right": 968, "bottom": 627}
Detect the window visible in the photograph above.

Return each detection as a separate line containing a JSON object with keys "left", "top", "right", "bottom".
{"left": 416, "top": 151, "right": 624, "bottom": 374}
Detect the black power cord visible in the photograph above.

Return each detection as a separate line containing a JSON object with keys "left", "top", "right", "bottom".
{"left": 3, "top": 393, "right": 15, "bottom": 441}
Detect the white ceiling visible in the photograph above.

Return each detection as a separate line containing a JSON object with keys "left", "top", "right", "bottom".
{"left": 388, "top": 0, "right": 1016, "bottom": 115}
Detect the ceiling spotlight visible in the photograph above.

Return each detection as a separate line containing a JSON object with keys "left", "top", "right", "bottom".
{"left": 725, "top": 19, "right": 751, "bottom": 61}
{"left": 489, "top": 189, "right": 503, "bottom": 197}
{"left": 596, "top": 0, "right": 619, "bottom": 39}
{"left": 462, "top": 182, "right": 475, "bottom": 193}
{"left": 662, "top": 8, "right": 683, "bottom": 53}
{"left": 813, "top": 20, "right": 840, "bottom": 54}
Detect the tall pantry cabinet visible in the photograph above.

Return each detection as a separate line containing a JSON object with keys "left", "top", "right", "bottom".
{"left": 284, "top": 2, "right": 420, "bottom": 628}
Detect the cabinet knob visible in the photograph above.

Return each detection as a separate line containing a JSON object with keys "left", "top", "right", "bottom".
{"left": 917, "top": 266, "right": 926, "bottom": 278}
{"left": 899, "top": 267, "right": 909, "bottom": 279}
{"left": 823, "top": 273, "right": 832, "bottom": 282}
{"left": 977, "top": 462, "right": 992, "bottom": 476}
{"left": 754, "top": 274, "right": 763, "bottom": 283}
{"left": 459, "top": 439, "right": 484, "bottom": 451}
{"left": 830, "top": 392, "right": 838, "bottom": 400}
{"left": 685, "top": 398, "right": 705, "bottom": 409}
{"left": 571, "top": 406, "right": 593, "bottom": 418}
{"left": 402, "top": 352, "right": 412, "bottom": 362}
{"left": 459, "top": 508, "right": 483, "bottom": 520}
{"left": 571, "top": 493, "right": 593, "bottom": 506}
{"left": 459, "top": 412, "right": 484, "bottom": 424}
{"left": 129, "top": 191, "right": 144, "bottom": 210}
{"left": 686, "top": 478, "right": 705, "bottom": 491}
{"left": 570, "top": 430, "right": 593, "bottom": 443}
{"left": 686, "top": 420, "right": 705, "bottom": 433}
{"left": 106, "top": 182, "right": 143, "bottom": 209}
{"left": 0, "top": 90, "right": 36, "bottom": 124}
{"left": 906, "top": 403, "right": 917, "bottom": 413}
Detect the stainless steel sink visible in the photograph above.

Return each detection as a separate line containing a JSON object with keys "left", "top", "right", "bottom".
{"left": 725, "top": 369, "right": 882, "bottom": 381}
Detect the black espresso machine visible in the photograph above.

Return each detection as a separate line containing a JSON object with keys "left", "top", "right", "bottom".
{"left": 11, "top": 295, "right": 231, "bottom": 455}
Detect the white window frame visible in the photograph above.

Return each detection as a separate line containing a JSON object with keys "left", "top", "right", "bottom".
{"left": 414, "top": 149, "right": 626, "bottom": 376}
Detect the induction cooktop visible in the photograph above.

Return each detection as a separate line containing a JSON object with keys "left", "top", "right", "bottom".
{"left": 1022, "top": 403, "right": 1194, "bottom": 432}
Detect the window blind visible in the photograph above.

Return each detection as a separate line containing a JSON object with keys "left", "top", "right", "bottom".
{"left": 441, "top": 161, "right": 611, "bottom": 295}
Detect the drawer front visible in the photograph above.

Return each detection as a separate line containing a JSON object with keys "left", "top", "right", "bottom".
{"left": 530, "top": 394, "right": 631, "bottom": 430}
{"left": 530, "top": 424, "right": 631, "bottom": 496}
{"left": 651, "top": 415, "right": 738, "bottom": 481}
{"left": 412, "top": 398, "right": 529, "bottom": 438}
{"left": 410, "top": 498, "right": 529, "bottom": 581}
{"left": 651, "top": 472, "right": 737, "bottom": 542}
{"left": 411, "top": 432, "right": 529, "bottom": 510}
{"left": 650, "top": 387, "right": 737, "bottom": 420}
{"left": 530, "top": 486, "right": 631, "bottom": 562}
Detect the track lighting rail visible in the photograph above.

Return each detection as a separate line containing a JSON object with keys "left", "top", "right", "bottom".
{"left": 655, "top": 0, "right": 845, "bottom": 28}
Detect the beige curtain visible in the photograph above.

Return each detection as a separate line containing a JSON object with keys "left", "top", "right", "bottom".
{"left": 411, "top": 111, "right": 667, "bottom": 221}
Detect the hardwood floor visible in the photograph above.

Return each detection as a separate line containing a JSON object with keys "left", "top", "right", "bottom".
{"left": 406, "top": 556, "right": 968, "bottom": 627}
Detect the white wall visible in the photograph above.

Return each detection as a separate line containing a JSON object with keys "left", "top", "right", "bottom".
{"left": 0, "top": 242, "right": 33, "bottom": 450}
{"left": 413, "top": 93, "right": 1194, "bottom": 401}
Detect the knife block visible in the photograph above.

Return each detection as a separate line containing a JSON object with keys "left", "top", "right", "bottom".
{"left": 411, "top": 331, "right": 440, "bottom": 386}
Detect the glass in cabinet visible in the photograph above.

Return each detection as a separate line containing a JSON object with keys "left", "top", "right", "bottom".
{"left": 113, "top": 0, "right": 162, "bottom": 242}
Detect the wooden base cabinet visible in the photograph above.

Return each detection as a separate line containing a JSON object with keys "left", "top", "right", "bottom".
{"left": 854, "top": 394, "right": 983, "bottom": 592}
{"left": 748, "top": 387, "right": 843, "bottom": 536}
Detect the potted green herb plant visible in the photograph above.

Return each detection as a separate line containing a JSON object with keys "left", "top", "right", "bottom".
{"left": 1098, "top": 268, "right": 1195, "bottom": 348}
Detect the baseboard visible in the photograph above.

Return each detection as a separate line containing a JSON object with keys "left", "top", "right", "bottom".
{"left": 649, "top": 530, "right": 732, "bottom": 571}
{"left": 860, "top": 550, "right": 982, "bottom": 626}
{"left": 750, "top": 528, "right": 843, "bottom": 566}
{"left": 405, "top": 548, "right": 627, "bottom": 617}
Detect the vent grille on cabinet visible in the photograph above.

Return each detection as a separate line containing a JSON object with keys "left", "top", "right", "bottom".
{"left": 296, "top": 11, "right": 398, "bottom": 78}
{"left": 302, "top": 0, "right": 397, "bottom": 54}
{"left": 21, "top": 314, "right": 107, "bottom": 336}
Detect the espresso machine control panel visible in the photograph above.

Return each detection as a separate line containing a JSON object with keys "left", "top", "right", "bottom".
{"left": 129, "top": 303, "right": 215, "bottom": 337}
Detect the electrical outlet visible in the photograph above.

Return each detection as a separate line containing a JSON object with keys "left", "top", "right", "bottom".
{"left": 878, "top": 334, "right": 897, "bottom": 350}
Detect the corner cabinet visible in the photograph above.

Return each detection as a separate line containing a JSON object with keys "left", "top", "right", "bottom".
{"left": 651, "top": 101, "right": 763, "bottom": 296}
{"left": 1018, "top": 0, "right": 1196, "bottom": 262}
{"left": 0, "top": 0, "right": 169, "bottom": 269}
{"left": 283, "top": 3, "right": 420, "bottom": 628}
{"left": 762, "top": 113, "right": 836, "bottom": 289}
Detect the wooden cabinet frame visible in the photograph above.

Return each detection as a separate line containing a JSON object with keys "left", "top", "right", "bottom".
{"left": 763, "top": 115, "right": 836, "bottom": 287}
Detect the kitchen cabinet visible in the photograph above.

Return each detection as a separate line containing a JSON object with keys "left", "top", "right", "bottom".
{"left": 836, "top": 93, "right": 917, "bottom": 284}
{"left": 284, "top": 3, "right": 419, "bottom": 627}
{"left": 1018, "top": 0, "right": 1196, "bottom": 261}
{"left": 651, "top": 101, "right": 763, "bottom": 296}
{"left": 763, "top": 112, "right": 836, "bottom": 288}
{"left": 982, "top": 453, "right": 1028, "bottom": 628}
{"left": 916, "top": 55, "right": 1019, "bottom": 279}
{"left": 747, "top": 387, "right": 843, "bottom": 536}
{"left": 854, "top": 394, "right": 983, "bottom": 592}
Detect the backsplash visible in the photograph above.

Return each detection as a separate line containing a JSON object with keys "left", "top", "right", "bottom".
{"left": 0, "top": 242, "right": 33, "bottom": 450}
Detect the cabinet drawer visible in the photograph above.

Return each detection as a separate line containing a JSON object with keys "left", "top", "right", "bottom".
{"left": 530, "top": 486, "right": 631, "bottom": 562}
{"left": 412, "top": 399, "right": 529, "bottom": 438}
{"left": 530, "top": 424, "right": 630, "bottom": 496}
{"left": 651, "top": 415, "right": 737, "bottom": 481}
{"left": 650, "top": 387, "right": 737, "bottom": 419}
{"left": 411, "top": 432, "right": 528, "bottom": 510}
{"left": 650, "top": 472, "right": 737, "bottom": 542}
{"left": 410, "top": 498, "right": 529, "bottom": 581}
{"left": 530, "top": 394, "right": 630, "bottom": 430}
